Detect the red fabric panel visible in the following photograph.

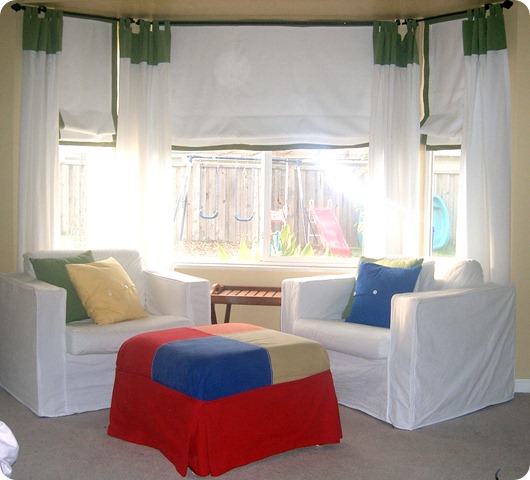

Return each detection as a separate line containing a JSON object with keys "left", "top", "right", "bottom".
{"left": 109, "top": 369, "right": 342, "bottom": 477}
{"left": 108, "top": 372, "right": 195, "bottom": 476}
{"left": 116, "top": 327, "right": 212, "bottom": 378}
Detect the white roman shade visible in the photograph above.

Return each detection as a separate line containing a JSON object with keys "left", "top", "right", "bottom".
{"left": 420, "top": 18, "right": 465, "bottom": 147}
{"left": 58, "top": 17, "right": 115, "bottom": 143}
{"left": 170, "top": 25, "right": 374, "bottom": 147}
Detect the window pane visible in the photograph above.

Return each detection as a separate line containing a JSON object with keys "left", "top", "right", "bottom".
{"left": 431, "top": 150, "right": 460, "bottom": 257}
{"left": 173, "top": 150, "right": 263, "bottom": 261}
{"left": 268, "top": 149, "right": 367, "bottom": 260}
{"left": 173, "top": 148, "right": 367, "bottom": 263}
{"left": 58, "top": 145, "right": 117, "bottom": 249}
{"left": 59, "top": 146, "right": 88, "bottom": 248}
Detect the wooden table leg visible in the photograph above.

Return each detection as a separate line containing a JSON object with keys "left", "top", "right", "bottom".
{"left": 223, "top": 304, "right": 232, "bottom": 323}
{"left": 211, "top": 304, "right": 218, "bottom": 324}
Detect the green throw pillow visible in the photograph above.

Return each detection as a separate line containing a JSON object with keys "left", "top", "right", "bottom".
{"left": 341, "top": 256, "right": 424, "bottom": 320}
{"left": 30, "top": 251, "right": 95, "bottom": 323}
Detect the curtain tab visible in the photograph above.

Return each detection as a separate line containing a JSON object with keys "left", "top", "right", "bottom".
{"left": 119, "top": 17, "right": 171, "bottom": 65}
{"left": 463, "top": 4, "right": 507, "bottom": 55}
{"left": 474, "top": 7, "right": 487, "bottom": 19}
{"left": 22, "top": 6, "right": 63, "bottom": 53}
{"left": 118, "top": 18, "right": 132, "bottom": 59}
{"left": 373, "top": 20, "right": 418, "bottom": 67}
{"left": 489, "top": 3, "right": 504, "bottom": 17}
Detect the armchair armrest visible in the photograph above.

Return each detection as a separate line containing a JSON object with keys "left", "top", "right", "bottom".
{"left": 387, "top": 283, "right": 516, "bottom": 430}
{"left": 281, "top": 273, "right": 356, "bottom": 333}
{"left": 0, "top": 273, "right": 68, "bottom": 416}
{"left": 144, "top": 270, "right": 211, "bottom": 326}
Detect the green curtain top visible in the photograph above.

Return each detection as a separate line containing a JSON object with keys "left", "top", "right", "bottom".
{"left": 463, "top": 4, "right": 507, "bottom": 55}
{"left": 119, "top": 19, "right": 171, "bottom": 65}
{"left": 22, "top": 7, "right": 63, "bottom": 54}
{"left": 373, "top": 20, "right": 419, "bottom": 67}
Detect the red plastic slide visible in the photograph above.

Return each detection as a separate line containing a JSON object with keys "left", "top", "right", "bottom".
{"left": 313, "top": 208, "right": 350, "bottom": 257}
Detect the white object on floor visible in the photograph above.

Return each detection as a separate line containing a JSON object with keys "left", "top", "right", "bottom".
{"left": 0, "top": 421, "right": 18, "bottom": 478}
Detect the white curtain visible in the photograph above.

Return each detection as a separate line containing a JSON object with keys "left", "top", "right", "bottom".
{"left": 115, "top": 19, "right": 174, "bottom": 268}
{"left": 458, "top": 5, "right": 512, "bottom": 283}
{"left": 364, "top": 21, "right": 421, "bottom": 257}
{"left": 17, "top": 8, "right": 63, "bottom": 269}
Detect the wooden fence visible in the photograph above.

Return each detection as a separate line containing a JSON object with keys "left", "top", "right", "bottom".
{"left": 172, "top": 158, "right": 366, "bottom": 252}
{"left": 60, "top": 159, "right": 458, "bottom": 253}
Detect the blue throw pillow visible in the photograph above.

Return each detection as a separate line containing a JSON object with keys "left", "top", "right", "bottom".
{"left": 346, "top": 262, "right": 422, "bottom": 328}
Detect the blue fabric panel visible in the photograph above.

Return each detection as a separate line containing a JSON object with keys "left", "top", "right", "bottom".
{"left": 151, "top": 336, "right": 273, "bottom": 401}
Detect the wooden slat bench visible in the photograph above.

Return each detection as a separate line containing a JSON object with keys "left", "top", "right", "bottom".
{"left": 210, "top": 284, "right": 282, "bottom": 324}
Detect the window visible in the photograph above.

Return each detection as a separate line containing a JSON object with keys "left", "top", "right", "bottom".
{"left": 58, "top": 145, "right": 460, "bottom": 264}
{"left": 172, "top": 148, "right": 367, "bottom": 264}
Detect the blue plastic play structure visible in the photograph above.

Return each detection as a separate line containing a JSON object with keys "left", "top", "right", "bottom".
{"left": 432, "top": 194, "right": 451, "bottom": 250}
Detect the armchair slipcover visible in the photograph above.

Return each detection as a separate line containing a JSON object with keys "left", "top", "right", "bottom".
{"left": 0, "top": 249, "right": 211, "bottom": 417}
{"left": 281, "top": 259, "right": 516, "bottom": 430}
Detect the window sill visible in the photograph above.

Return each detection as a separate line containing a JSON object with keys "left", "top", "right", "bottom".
{"left": 173, "top": 259, "right": 356, "bottom": 275}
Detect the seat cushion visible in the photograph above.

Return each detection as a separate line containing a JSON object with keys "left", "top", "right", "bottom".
{"left": 66, "top": 316, "right": 195, "bottom": 355}
{"left": 293, "top": 318, "right": 390, "bottom": 360}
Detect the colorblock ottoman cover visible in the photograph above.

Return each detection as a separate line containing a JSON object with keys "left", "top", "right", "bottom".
{"left": 108, "top": 323, "right": 342, "bottom": 476}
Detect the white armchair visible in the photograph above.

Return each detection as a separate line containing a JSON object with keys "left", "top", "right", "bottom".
{"left": 281, "top": 259, "right": 516, "bottom": 430}
{"left": 0, "top": 249, "right": 211, "bottom": 417}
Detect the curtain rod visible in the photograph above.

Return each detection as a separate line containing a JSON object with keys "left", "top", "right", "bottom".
{"left": 8, "top": 4, "right": 371, "bottom": 26}
{"left": 411, "top": 0, "right": 513, "bottom": 24}
{"left": 10, "top": 1, "right": 514, "bottom": 26}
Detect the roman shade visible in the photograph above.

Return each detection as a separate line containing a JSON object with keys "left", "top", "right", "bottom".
{"left": 170, "top": 25, "right": 374, "bottom": 147}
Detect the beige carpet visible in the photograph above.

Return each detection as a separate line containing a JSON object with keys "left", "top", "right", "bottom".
{"left": 1, "top": 387, "right": 529, "bottom": 480}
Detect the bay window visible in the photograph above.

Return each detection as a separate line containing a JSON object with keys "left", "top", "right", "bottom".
{"left": 51, "top": 12, "right": 509, "bottom": 275}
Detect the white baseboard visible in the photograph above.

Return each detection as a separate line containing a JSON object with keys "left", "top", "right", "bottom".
{"left": 515, "top": 379, "right": 530, "bottom": 393}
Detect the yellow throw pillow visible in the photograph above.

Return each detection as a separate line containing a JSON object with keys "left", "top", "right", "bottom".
{"left": 66, "top": 257, "right": 148, "bottom": 325}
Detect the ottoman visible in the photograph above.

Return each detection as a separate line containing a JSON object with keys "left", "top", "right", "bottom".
{"left": 108, "top": 323, "right": 342, "bottom": 477}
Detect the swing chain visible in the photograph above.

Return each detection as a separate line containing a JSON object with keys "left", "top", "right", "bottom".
{"left": 199, "top": 162, "right": 220, "bottom": 220}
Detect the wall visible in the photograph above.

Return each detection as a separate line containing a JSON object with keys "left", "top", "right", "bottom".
{"left": 0, "top": 3, "right": 528, "bottom": 382}
{"left": 0, "top": 4, "right": 21, "bottom": 273}
{"left": 506, "top": 2, "right": 530, "bottom": 385}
